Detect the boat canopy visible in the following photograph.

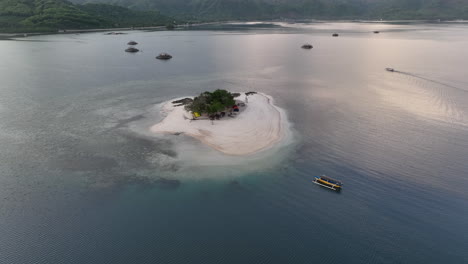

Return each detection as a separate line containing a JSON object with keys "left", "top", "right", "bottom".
{"left": 320, "top": 176, "right": 342, "bottom": 185}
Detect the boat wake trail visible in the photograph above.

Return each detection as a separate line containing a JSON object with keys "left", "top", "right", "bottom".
{"left": 380, "top": 69, "right": 468, "bottom": 128}
{"left": 394, "top": 70, "right": 465, "bottom": 92}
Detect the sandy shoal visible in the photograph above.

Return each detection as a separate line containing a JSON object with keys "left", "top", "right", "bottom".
{"left": 150, "top": 93, "right": 286, "bottom": 155}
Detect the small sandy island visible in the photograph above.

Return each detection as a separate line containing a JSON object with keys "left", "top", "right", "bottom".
{"left": 151, "top": 92, "right": 287, "bottom": 155}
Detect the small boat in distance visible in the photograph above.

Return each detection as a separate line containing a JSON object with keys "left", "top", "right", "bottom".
{"left": 105, "top": 32, "right": 125, "bottom": 35}
{"left": 127, "top": 41, "right": 138, "bottom": 45}
{"left": 301, "top": 44, "right": 313, "bottom": 49}
{"left": 386, "top": 68, "right": 395, "bottom": 72}
{"left": 156, "top": 53, "right": 173, "bottom": 60}
{"left": 313, "top": 175, "right": 342, "bottom": 191}
{"left": 332, "top": 33, "right": 339, "bottom": 37}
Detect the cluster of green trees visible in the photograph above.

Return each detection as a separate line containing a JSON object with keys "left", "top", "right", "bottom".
{"left": 2, "top": 0, "right": 468, "bottom": 32}
{"left": 185, "top": 89, "right": 236, "bottom": 115}
{"left": 68, "top": 0, "right": 468, "bottom": 21}
{"left": 0, "top": 0, "right": 173, "bottom": 32}
{"left": 80, "top": 4, "right": 172, "bottom": 27}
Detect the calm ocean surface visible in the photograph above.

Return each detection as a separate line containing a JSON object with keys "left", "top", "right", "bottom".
{"left": 0, "top": 22, "right": 467, "bottom": 263}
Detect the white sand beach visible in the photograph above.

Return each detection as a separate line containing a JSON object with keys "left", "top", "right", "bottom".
{"left": 150, "top": 93, "right": 287, "bottom": 155}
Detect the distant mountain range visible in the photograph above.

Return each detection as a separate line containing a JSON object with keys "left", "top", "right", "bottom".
{"left": 1, "top": 0, "right": 467, "bottom": 33}
{"left": 0, "top": 0, "right": 172, "bottom": 32}
{"left": 69, "top": 0, "right": 468, "bottom": 20}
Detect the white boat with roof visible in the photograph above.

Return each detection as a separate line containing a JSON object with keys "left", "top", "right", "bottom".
{"left": 313, "top": 175, "right": 343, "bottom": 191}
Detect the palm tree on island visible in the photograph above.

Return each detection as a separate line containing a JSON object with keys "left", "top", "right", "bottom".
{"left": 184, "top": 89, "right": 240, "bottom": 120}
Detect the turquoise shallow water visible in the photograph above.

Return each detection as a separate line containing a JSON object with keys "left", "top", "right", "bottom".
{"left": 0, "top": 22, "right": 468, "bottom": 263}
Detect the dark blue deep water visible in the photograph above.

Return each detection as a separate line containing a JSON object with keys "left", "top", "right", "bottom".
{"left": 1, "top": 22, "right": 467, "bottom": 263}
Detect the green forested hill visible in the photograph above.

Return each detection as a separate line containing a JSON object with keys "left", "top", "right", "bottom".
{"left": 364, "top": 0, "right": 468, "bottom": 20}
{"left": 69, "top": 0, "right": 468, "bottom": 20}
{"left": 0, "top": 0, "right": 173, "bottom": 32}
{"left": 2, "top": 0, "right": 467, "bottom": 32}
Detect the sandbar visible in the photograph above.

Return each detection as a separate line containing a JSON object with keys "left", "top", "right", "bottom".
{"left": 150, "top": 93, "right": 287, "bottom": 155}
